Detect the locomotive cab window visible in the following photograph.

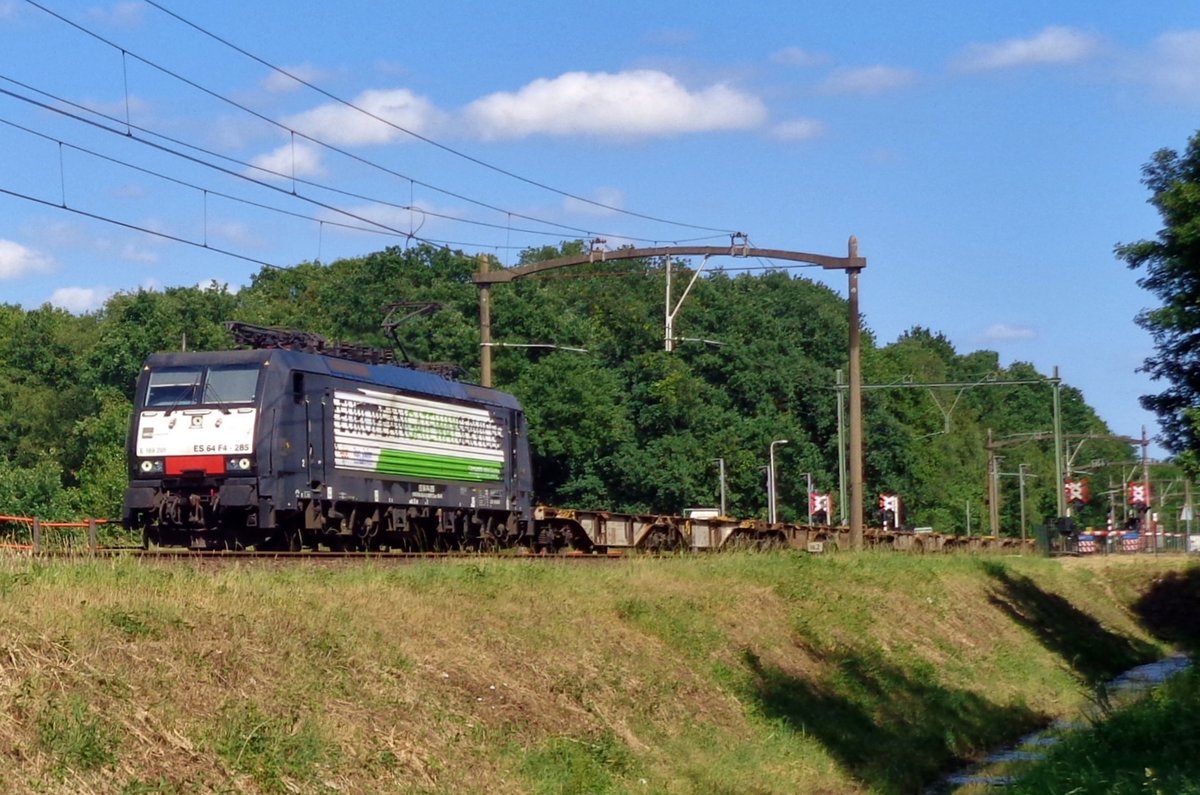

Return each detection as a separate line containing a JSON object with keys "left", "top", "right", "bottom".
{"left": 144, "top": 365, "right": 260, "bottom": 408}
{"left": 204, "top": 365, "right": 260, "bottom": 405}
{"left": 145, "top": 368, "right": 202, "bottom": 407}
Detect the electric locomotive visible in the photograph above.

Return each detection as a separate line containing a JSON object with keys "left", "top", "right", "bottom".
{"left": 122, "top": 347, "right": 534, "bottom": 551}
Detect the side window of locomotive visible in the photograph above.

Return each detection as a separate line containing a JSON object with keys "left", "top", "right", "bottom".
{"left": 203, "top": 365, "right": 260, "bottom": 405}
{"left": 145, "top": 368, "right": 202, "bottom": 408}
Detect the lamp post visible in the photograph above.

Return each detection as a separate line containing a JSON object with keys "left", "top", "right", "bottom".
{"left": 769, "top": 439, "right": 788, "bottom": 524}
{"left": 713, "top": 458, "right": 727, "bottom": 517}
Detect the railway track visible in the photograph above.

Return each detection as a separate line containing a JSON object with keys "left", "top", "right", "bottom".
{"left": 0, "top": 545, "right": 634, "bottom": 565}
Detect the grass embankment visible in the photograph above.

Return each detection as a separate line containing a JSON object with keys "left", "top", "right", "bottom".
{"left": 0, "top": 552, "right": 1193, "bottom": 794}
{"left": 1004, "top": 565, "right": 1200, "bottom": 795}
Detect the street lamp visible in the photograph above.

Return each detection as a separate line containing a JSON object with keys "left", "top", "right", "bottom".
{"left": 769, "top": 439, "right": 788, "bottom": 524}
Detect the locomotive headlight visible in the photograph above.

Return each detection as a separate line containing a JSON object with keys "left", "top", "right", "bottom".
{"left": 138, "top": 459, "right": 164, "bottom": 475}
{"left": 226, "top": 457, "right": 254, "bottom": 472}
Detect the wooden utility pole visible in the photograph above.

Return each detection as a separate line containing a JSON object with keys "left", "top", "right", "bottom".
{"left": 847, "top": 236, "right": 865, "bottom": 550}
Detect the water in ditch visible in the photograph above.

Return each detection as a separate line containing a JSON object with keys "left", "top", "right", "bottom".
{"left": 925, "top": 653, "right": 1192, "bottom": 793}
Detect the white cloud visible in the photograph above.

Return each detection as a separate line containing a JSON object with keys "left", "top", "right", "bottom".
{"left": 49, "top": 286, "right": 113, "bottom": 314}
{"left": 771, "top": 47, "right": 829, "bottom": 68}
{"left": 982, "top": 323, "right": 1036, "bottom": 342}
{"left": 1145, "top": 30, "right": 1200, "bottom": 102}
{"left": 817, "top": 66, "right": 917, "bottom": 95}
{"left": 770, "top": 118, "right": 827, "bottom": 141}
{"left": 464, "top": 70, "right": 767, "bottom": 140}
{"left": 954, "top": 26, "right": 1100, "bottom": 72}
{"left": 248, "top": 141, "right": 325, "bottom": 180}
{"left": 283, "top": 88, "right": 443, "bottom": 145}
{"left": 0, "top": 239, "right": 55, "bottom": 279}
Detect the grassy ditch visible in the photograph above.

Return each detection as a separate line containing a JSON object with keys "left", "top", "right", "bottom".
{"left": 1003, "top": 665, "right": 1200, "bottom": 795}
{"left": 0, "top": 552, "right": 1193, "bottom": 794}
{"left": 1002, "top": 565, "right": 1200, "bottom": 795}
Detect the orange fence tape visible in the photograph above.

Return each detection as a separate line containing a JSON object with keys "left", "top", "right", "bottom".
{"left": 0, "top": 515, "right": 111, "bottom": 528}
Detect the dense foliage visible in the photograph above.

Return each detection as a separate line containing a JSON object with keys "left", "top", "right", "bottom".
{"left": 1117, "top": 129, "right": 1200, "bottom": 466}
{"left": 0, "top": 243, "right": 1143, "bottom": 535}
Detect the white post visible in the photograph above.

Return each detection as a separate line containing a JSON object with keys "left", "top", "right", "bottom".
{"left": 664, "top": 255, "right": 673, "bottom": 352}
{"left": 714, "top": 458, "right": 727, "bottom": 517}
{"left": 769, "top": 439, "right": 788, "bottom": 524}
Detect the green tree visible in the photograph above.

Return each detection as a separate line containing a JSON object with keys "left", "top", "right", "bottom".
{"left": 85, "top": 285, "right": 238, "bottom": 398}
{"left": 68, "top": 388, "right": 133, "bottom": 520}
{"left": 0, "top": 456, "right": 72, "bottom": 520}
{"left": 0, "top": 240, "right": 1127, "bottom": 535}
{"left": 1116, "top": 130, "right": 1200, "bottom": 458}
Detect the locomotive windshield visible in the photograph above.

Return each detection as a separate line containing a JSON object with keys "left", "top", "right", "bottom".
{"left": 204, "top": 365, "right": 260, "bottom": 404}
{"left": 145, "top": 368, "right": 201, "bottom": 407}
{"left": 144, "top": 364, "right": 259, "bottom": 408}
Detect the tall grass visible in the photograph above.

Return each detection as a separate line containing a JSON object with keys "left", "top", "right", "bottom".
{"left": 1008, "top": 667, "right": 1200, "bottom": 794}
{"left": 0, "top": 552, "right": 1191, "bottom": 793}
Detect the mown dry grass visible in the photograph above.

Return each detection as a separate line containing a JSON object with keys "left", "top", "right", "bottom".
{"left": 0, "top": 551, "right": 1192, "bottom": 794}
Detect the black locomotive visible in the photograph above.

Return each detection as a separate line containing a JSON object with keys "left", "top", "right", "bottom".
{"left": 122, "top": 345, "right": 535, "bottom": 551}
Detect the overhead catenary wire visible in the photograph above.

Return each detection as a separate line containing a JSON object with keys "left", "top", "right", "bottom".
{"left": 0, "top": 182, "right": 279, "bottom": 269}
{"left": 140, "top": 0, "right": 737, "bottom": 236}
{"left": 0, "top": 80, "right": 419, "bottom": 243}
{"left": 0, "top": 83, "right": 609, "bottom": 259}
{"left": 0, "top": 79, "right": 667, "bottom": 254}
{"left": 0, "top": 73, "right": 728, "bottom": 251}
{"left": 20, "top": 0, "right": 739, "bottom": 248}
{"left": 0, "top": 114, "right": 415, "bottom": 242}
{"left": 0, "top": 106, "right": 620, "bottom": 248}
{"left": 0, "top": 77, "right": 821, "bottom": 273}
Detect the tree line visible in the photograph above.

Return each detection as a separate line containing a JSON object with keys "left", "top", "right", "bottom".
{"left": 0, "top": 239, "right": 1149, "bottom": 539}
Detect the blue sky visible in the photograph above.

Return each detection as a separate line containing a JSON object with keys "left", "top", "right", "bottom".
{"left": 2, "top": 1, "right": 1199, "bottom": 457}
